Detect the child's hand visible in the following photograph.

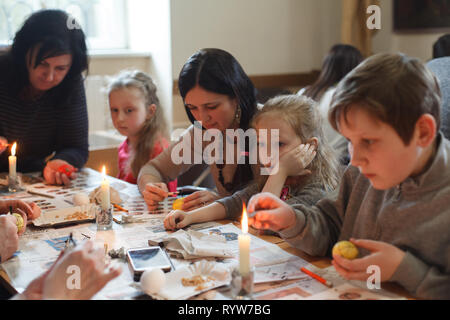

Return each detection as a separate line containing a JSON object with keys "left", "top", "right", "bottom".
{"left": 43, "top": 159, "right": 78, "bottom": 186}
{"left": 181, "top": 190, "right": 219, "bottom": 211}
{"left": 142, "top": 182, "right": 169, "bottom": 211}
{"left": 164, "top": 210, "right": 192, "bottom": 230}
{"left": 278, "top": 143, "right": 316, "bottom": 177}
{"left": 332, "top": 238, "right": 406, "bottom": 282}
{"left": 247, "top": 192, "right": 296, "bottom": 231}
{"left": 0, "top": 199, "right": 40, "bottom": 220}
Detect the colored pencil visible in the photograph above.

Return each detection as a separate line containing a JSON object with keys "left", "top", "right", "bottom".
{"left": 112, "top": 203, "right": 129, "bottom": 212}
{"left": 300, "top": 267, "right": 333, "bottom": 288}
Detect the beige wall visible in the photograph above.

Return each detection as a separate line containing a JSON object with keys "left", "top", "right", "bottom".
{"left": 88, "top": 0, "right": 449, "bottom": 130}
{"left": 170, "top": 0, "right": 342, "bottom": 127}
{"left": 88, "top": 56, "right": 152, "bottom": 76}
{"left": 373, "top": 0, "right": 447, "bottom": 61}
{"left": 170, "top": 0, "right": 341, "bottom": 79}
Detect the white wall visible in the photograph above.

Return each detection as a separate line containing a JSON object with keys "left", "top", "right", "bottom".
{"left": 127, "top": 0, "right": 173, "bottom": 131}
{"left": 373, "top": 0, "right": 447, "bottom": 61}
{"left": 170, "top": 0, "right": 342, "bottom": 79}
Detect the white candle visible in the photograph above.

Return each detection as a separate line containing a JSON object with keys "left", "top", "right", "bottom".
{"left": 238, "top": 204, "right": 251, "bottom": 276}
{"left": 9, "top": 142, "right": 17, "bottom": 178}
{"left": 100, "top": 166, "right": 110, "bottom": 210}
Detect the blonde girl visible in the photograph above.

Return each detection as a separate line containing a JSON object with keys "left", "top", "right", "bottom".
{"left": 164, "top": 94, "right": 339, "bottom": 230}
{"left": 107, "top": 70, "right": 176, "bottom": 190}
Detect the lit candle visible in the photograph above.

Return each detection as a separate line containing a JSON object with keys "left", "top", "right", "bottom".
{"left": 100, "top": 166, "right": 110, "bottom": 210}
{"left": 238, "top": 203, "right": 251, "bottom": 276}
{"left": 9, "top": 142, "right": 17, "bottom": 178}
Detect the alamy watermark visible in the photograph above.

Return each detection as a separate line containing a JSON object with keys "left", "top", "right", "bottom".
{"left": 367, "top": 5, "right": 381, "bottom": 30}
{"left": 367, "top": 265, "right": 381, "bottom": 290}
{"left": 66, "top": 15, "right": 81, "bottom": 30}
{"left": 66, "top": 265, "right": 81, "bottom": 290}
{"left": 171, "top": 121, "right": 280, "bottom": 175}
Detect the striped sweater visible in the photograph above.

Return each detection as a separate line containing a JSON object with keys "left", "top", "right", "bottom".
{"left": 0, "top": 59, "right": 89, "bottom": 173}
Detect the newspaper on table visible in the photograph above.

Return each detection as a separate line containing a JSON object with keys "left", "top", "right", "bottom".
{"left": 196, "top": 223, "right": 300, "bottom": 267}
{"left": 0, "top": 167, "right": 228, "bottom": 299}
{"left": 252, "top": 265, "right": 407, "bottom": 300}
{"left": 304, "top": 282, "right": 407, "bottom": 300}
{"left": 4, "top": 168, "right": 370, "bottom": 300}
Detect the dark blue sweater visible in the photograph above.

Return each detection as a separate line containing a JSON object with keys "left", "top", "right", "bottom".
{"left": 0, "top": 60, "right": 89, "bottom": 173}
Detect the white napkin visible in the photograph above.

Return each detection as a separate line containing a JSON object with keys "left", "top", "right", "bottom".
{"left": 163, "top": 229, "right": 234, "bottom": 259}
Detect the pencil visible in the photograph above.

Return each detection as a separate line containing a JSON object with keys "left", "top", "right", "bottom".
{"left": 112, "top": 203, "right": 128, "bottom": 212}
{"left": 300, "top": 267, "right": 333, "bottom": 288}
{"left": 27, "top": 189, "right": 55, "bottom": 199}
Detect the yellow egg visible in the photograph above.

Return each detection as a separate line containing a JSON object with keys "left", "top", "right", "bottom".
{"left": 12, "top": 213, "right": 24, "bottom": 233}
{"left": 332, "top": 240, "right": 359, "bottom": 260}
{"left": 172, "top": 198, "right": 184, "bottom": 210}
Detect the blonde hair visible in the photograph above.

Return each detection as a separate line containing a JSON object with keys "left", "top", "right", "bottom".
{"left": 252, "top": 94, "right": 339, "bottom": 192}
{"left": 107, "top": 70, "right": 169, "bottom": 178}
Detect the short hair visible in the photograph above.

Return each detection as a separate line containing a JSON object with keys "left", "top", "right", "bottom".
{"left": 178, "top": 48, "right": 257, "bottom": 130}
{"left": 7, "top": 9, "right": 88, "bottom": 98}
{"left": 433, "top": 34, "right": 450, "bottom": 59}
{"left": 329, "top": 53, "right": 441, "bottom": 145}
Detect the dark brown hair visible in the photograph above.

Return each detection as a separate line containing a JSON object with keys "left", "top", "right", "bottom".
{"left": 329, "top": 53, "right": 441, "bottom": 145}
{"left": 303, "top": 44, "right": 363, "bottom": 101}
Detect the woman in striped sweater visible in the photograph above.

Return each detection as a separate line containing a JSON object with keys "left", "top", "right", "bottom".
{"left": 0, "top": 9, "right": 89, "bottom": 185}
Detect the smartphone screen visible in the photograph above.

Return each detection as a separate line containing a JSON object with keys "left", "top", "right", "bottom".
{"left": 127, "top": 247, "right": 172, "bottom": 272}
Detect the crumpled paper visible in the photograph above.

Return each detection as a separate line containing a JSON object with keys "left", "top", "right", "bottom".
{"left": 162, "top": 229, "right": 234, "bottom": 259}
{"left": 152, "top": 260, "right": 231, "bottom": 300}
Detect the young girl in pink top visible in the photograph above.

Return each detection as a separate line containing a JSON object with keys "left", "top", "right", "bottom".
{"left": 107, "top": 70, "right": 176, "bottom": 191}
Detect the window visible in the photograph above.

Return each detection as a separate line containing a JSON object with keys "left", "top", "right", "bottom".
{"left": 0, "top": 0, "right": 127, "bottom": 50}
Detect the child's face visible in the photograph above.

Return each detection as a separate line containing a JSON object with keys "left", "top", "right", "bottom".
{"left": 109, "top": 87, "right": 150, "bottom": 139}
{"left": 255, "top": 116, "right": 302, "bottom": 168}
{"left": 184, "top": 85, "right": 238, "bottom": 131}
{"left": 339, "top": 105, "right": 422, "bottom": 190}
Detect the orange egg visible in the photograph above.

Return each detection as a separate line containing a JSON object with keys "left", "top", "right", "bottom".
{"left": 172, "top": 198, "right": 184, "bottom": 210}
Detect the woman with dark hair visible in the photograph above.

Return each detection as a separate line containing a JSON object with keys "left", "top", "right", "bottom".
{"left": 0, "top": 9, "right": 89, "bottom": 185}
{"left": 299, "top": 44, "right": 363, "bottom": 164}
{"left": 138, "top": 48, "right": 257, "bottom": 211}
{"left": 433, "top": 34, "right": 450, "bottom": 59}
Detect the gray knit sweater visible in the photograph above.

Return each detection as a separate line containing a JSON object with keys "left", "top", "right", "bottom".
{"left": 217, "top": 179, "right": 327, "bottom": 220}
{"left": 279, "top": 133, "right": 450, "bottom": 299}
{"left": 427, "top": 57, "right": 450, "bottom": 140}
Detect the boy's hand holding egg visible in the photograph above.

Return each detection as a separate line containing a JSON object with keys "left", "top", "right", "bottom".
{"left": 332, "top": 240, "right": 359, "bottom": 260}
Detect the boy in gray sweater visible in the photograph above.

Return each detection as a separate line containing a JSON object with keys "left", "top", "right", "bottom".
{"left": 247, "top": 53, "right": 450, "bottom": 299}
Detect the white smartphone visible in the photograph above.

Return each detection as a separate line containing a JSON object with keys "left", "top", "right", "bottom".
{"left": 126, "top": 247, "right": 173, "bottom": 280}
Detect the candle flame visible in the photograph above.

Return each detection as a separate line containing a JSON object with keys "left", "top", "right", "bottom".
{"left": 11, "top": 142, "right": 17, "bottom": 156}
{"left": 102, "top": 165, "right": 106, "bottom": 179}
{"left": 241, "top": 203, "right": 248, "bottom": 234}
